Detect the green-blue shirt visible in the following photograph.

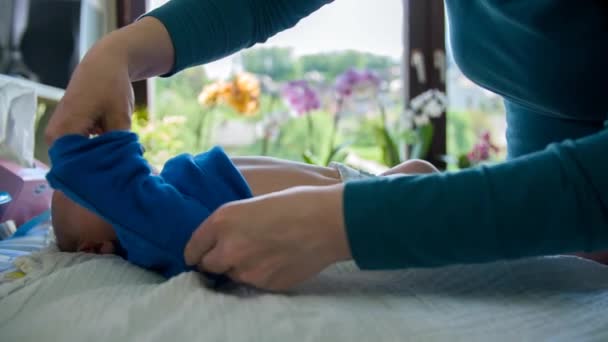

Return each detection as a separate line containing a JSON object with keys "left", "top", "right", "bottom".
{"left": 147, "top": 0, "right": 608, "bottom": 269}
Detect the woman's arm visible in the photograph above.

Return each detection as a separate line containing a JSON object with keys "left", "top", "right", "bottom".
{"left": 183, "top": 128, "right": 608, "bottom": 290}
{"left": 46, "top": 0, "right": 330, "bottom": 143}
{"left": 44, "top": 17, "right": 174, "bottom": 142}
{"left": 345, "top": 128, "right": 608, "bottom": 269}
{"left": 144, "top": 0, "right": 332, "bottom": 75}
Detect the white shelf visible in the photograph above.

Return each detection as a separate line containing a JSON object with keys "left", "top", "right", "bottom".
{"left": 0, "top": 74, "right": 64, "bottom": 103}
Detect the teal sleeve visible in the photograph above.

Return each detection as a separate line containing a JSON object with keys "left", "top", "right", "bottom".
{"left": 344, "top": 128, "right": 608, "bottom": 269}
{"left": 144, "top": 0, "right": 331, "bottom": 75}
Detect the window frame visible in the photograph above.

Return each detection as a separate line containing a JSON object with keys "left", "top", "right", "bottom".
{"left": 403, "top": 0, "right": 446, "bottom": 168}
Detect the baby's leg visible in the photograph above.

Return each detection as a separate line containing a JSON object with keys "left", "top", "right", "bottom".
{"left": 232, "top": 156, "right": 339, "bottom": 179}
{"left": 236, "top": 157, "right": 438, "bottom": 196}
{"left": 236, "top": 159, "right": 341, "bottom": 196}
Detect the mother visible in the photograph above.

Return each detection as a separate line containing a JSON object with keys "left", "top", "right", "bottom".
{"left": 46, "top": 1, "right": 608, "bottom": 290}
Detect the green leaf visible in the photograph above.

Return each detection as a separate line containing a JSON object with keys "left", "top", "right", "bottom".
{"left": 400, "top": 129, "right": 418, "bottom": 144}
{"left": 133, "top": 108, "right": 150, "bottom": 126}
{"left": 373, "top": 125, "right": 401, "bottom": 167}
{"left": 324, "top": 141, "right": 352, "bottom": 166}
{"left": 410, "top": 124, "right": 434, "bottom": 160}
{"left": 302, "top": 150, "right": 320, "bottom": 165}
{"left": 332, "top": 150, "right": 348, "bottom": 163}
{"left": 458, "top": 154, "right": 471, "bottom": 169}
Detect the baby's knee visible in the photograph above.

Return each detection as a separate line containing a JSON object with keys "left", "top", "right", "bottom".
{"left": 382, "top": 159, "right": 439, "bottom": 176}
{"left": 404, "top": 159, "right": 439, "bottom": 174}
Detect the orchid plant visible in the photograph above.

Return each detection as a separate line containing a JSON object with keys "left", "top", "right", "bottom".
{"left": 330, "top": 68, "right": 383, "bottom": 165}
{"left": 132, "top": 109, "right": 187, "bottom": 169}
{"left": 197, "top": 72, "right": 261, "bottom": 150}
{"left": 458, "top": 131, "right": 500, "bottom": 168}
{"left": 281, "top": 80, "right": 321, "bottom": 155}
{"left": 401, "top": 89, "right": 447, "bottom": 162}
{"left": 187, "top": 68, "right": 449, "bottom": 169}
{"left": 334, "top": 69, "right": 446, "bottom": 168}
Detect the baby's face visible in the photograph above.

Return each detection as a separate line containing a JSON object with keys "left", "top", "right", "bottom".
{"left": 51, "top": 191, "right": 117, "bottom": 254}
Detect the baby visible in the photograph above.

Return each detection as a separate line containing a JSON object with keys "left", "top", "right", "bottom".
{"left": 48, "top": 131, "right": 437, "bottom": 279}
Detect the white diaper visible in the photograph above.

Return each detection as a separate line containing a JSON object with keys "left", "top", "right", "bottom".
{"left": 329, "top": 162, "right": 376, "bottom": 182}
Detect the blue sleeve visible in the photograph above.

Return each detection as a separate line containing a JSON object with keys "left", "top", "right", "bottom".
{"left": 144, "top": 0, "right": 332, "bottom": 75}
{"left": 344, "top": 128, "right": 608, "bottom": 269}
{"left": 47, "top": 132, "right": 251, "bottom": 278}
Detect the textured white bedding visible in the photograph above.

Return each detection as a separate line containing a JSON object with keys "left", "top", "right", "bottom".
{"left": 1, "top": 250, "right": 608, "bottom": 341}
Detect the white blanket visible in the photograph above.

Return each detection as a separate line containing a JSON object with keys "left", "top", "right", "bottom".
{"left": 1, "top": 250, "right": 608, "bottom": 342}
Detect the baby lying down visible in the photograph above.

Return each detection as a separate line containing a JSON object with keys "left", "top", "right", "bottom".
{"left": 48, "top": 131, "right": 437, "bottom": 280}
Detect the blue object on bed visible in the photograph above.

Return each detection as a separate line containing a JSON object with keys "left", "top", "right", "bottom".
{"left": 45, "top": 132, "right": 252, "bottom": 281}
{"left": 11, "top": 210, "right": 51, "bottom": 238}
{"left": 0, "top": 191, "right": 13, "bottom": 230}
{"left": 0, "top": 192, "right": 11, "bottom": 205}
{"left": 0, "top": 210, "right": 52, "bottom": 273}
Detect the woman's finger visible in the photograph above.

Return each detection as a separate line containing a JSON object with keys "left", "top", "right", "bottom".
{"left": 184, "top": 213, "right": 221, "bottom": 265}
{"left": 199, "top": 244, "right": 231, "bottom": 274}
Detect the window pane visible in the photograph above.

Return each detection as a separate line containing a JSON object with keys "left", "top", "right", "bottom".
{"left": 144, "top": 0, "right": 403, "bottom": 171}
{"left": 144, "top": 1, "right": 506, "bottom": 171}
{"left": 446, "top": 40, "right": 507, "bottom": 168}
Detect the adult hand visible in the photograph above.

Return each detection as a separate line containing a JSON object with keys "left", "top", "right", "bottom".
{"left": 45, "top": 17, "right": 174, "bottom": 144}
{"left": 45, "top": 41, "right": 134, "bottom": 142}
{"left": 184, "top": 184, "right": 352, "bottom": 291}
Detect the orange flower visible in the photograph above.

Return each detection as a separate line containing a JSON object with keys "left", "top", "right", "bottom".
{"left": 198, "top": 81, "right": 229, "bottom": 107}
{"left": 198, "top": 73, "right": 261, "bottom": 115}
{"left": 224, "top": 73, "right": 261, "bottom": 116}
{"left": 234, "top": 72, "right": 261, "bottom": 98}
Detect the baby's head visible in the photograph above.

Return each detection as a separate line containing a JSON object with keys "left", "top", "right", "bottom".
{"left": 51, "top": 191, "right": 117, "bottom": 254}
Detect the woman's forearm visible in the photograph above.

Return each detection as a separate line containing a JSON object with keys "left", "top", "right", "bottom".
{"left": 44, "top": 18, "right": 173, "bottom": 141}
{"left": 93, "top": 0, "right": 330, "bottom": 80}
{"left": 95, "top": 17, "right": 174, "bottom": 81}
{"left": 344, "top": 129, "right": 608, "bottom": 270}
{"left": 144, "top": 0, "right": 331, "bottom": 75}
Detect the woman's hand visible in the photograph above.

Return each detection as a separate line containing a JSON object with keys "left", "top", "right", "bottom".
{"left": 45, "top": 17, "right": 174, "bottom": 144}
{"left": 184, "top": 184, "right": 352, "bottom": 291}
{"left": 45, "top": 41, "right": 134, "bottom": 142}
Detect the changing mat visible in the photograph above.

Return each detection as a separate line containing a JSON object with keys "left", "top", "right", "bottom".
{"left": 0, "top": 211, "right": 53, "bottom": 279}
{"left": 1, "top": 251, "right": 608, "bottom": 341}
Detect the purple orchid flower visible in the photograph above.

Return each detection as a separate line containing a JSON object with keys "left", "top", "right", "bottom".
{"left": 467, "top": 131, "right": 500, "bottom": 164}
{"left": 281, "top": 80, "right": 321, "bottom": 116}
{"left": 335, "top": 68, "right": 382, "bottom": 99}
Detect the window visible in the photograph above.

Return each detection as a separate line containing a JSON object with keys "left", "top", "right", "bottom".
{"left": 143, "top": 0, "right": 506, "bottom": 171}
{"left": 144, "top": 0, "right": 404, "bottom": 171}
{"left": 446, "top": 56, "right": 507, "bottom": 167}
